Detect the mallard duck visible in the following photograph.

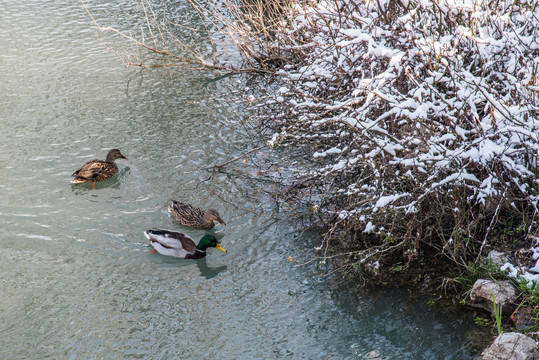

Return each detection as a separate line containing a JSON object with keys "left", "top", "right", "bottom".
{"left": 168, "top": 201, "right": 226, "bottom": 229}
{"left": 71, "top": 148, "right": 127, "bottom": 188}
{"left": 144, "top": 229, "right": 226, "bottom": 259}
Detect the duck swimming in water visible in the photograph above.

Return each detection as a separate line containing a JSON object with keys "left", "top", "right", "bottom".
{"left": 168, "top": 201, "right": 226, "bottom": 229}
{"left": 144, "top": 229, "right": 227, "bottom": 259}
{"left": 71, "top": 148, "right": 127, "bottom": 188}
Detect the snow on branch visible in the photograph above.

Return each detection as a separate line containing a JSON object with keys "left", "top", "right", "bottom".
{"left": 259, "top": 0, "right": 539, "bottom": 267}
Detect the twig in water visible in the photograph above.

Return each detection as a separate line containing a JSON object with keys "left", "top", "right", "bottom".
{"left": 195, "top": 174, "right": 214, "bottom": 189}
{"left": 202, "top": 145, "right": 266, "bottom": 172}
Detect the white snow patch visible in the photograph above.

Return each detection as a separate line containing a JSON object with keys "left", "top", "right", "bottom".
{"left": 364, "top": 222, "right": 376, "bottom": 233}
{"left": 313, "top": 147, "right": 342, "bottom": 158}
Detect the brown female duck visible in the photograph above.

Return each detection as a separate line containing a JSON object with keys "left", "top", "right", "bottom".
{"left": 71, "top": 148, "right": 127, "bottom": 188}
{"left": 168, "top": 200, "right": 226, "bottom": 229}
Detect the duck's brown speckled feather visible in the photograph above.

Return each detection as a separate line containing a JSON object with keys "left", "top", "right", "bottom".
{"left": 71, "top": 149, "right": 127, "bottom": 184}
{"left": 168, "top": 201, "right": 226, "bottom": 229}
{"left": 71, "top": 159, "right": 119, "bottom": 183}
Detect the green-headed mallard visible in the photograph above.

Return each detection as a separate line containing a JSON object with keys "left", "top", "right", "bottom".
{"left": 71, "top": 148, "right": 127, "bottom": 188}
{"left": 144, "top": 229, "right": 226, "bottom": 259}
{"left": 168, "top": 201, "right": 226, "bottom": 229}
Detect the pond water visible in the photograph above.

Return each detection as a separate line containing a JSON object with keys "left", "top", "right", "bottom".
{"left": 0, "top": 1, "right": 480, "bottom": 359}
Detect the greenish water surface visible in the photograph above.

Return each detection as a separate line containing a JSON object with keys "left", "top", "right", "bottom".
{"left": 0, "top": 1, "right": 478, "bottom": 359}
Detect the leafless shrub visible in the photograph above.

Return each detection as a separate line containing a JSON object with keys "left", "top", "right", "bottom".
{"left": 256, "top": 0, "right": 539, "bottom": 279}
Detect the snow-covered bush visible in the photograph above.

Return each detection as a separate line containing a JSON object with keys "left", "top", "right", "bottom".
{"left": 256, "top": 0, "right": 539, "bottom": 273}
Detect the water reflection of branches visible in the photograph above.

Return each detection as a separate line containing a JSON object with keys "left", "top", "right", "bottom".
{"left": 81, "top": 0, "right": 289, "bottom": 73}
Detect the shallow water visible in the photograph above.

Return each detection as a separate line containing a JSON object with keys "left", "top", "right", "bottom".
{"left": 0, "top": 1, "right": 479, "bottom": 359}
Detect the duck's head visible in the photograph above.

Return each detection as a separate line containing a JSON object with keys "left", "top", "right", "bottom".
{"left": 205, "top": 209, "right": 227, "bottom": 226}
{"left": 196, "top": 235, "right": 227, "bottom": 253}
{"left": 106, "top": 148, "right": 128, "bottom": 162}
